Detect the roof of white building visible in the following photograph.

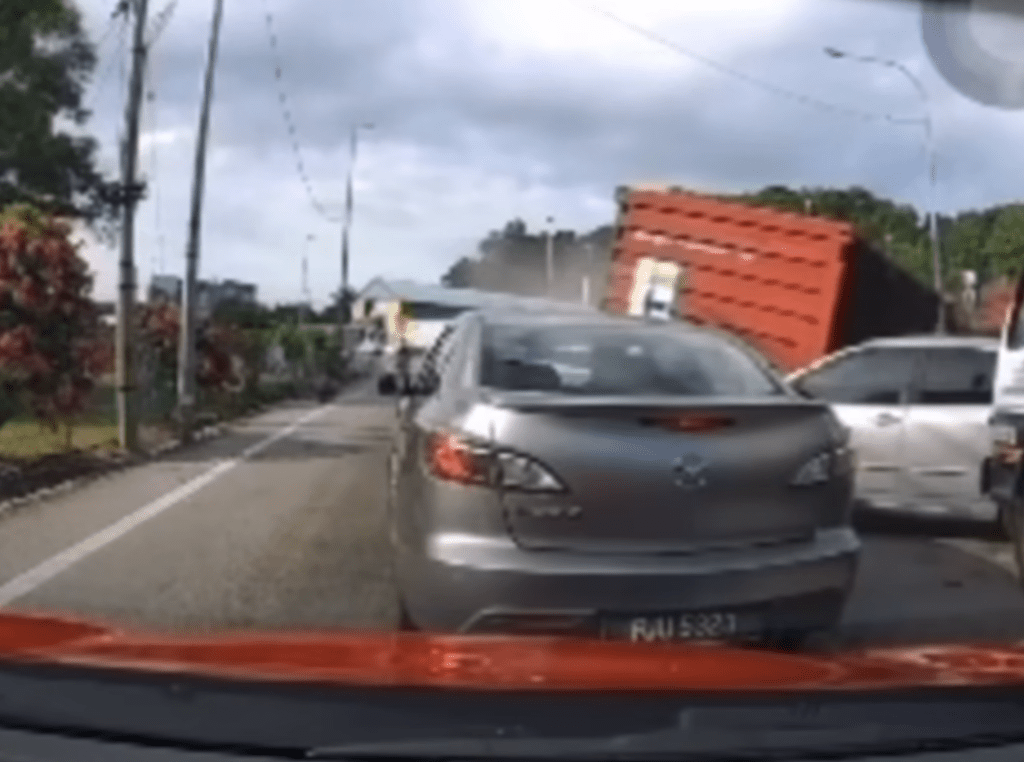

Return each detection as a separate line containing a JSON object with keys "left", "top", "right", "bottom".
{"left": 356, "top": 277, "right": 595, "bottom": 314}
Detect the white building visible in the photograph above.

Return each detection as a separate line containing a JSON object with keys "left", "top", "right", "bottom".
{"left": 353, "top": 278, "right": 595, "bottom": 352}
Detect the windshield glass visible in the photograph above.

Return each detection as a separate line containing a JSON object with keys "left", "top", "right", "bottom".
{"left": 7, "top": 0, "right": 1024, "bottom": 751}
{"left": 481, "top": 323, "right": 784, "bottom": 396}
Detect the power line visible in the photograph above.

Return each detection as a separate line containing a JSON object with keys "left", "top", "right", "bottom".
{"left": 85, "top": 8, "right": 130, "bottom": 116}
{"left": 94, "top": 1, "right": 126, "bottom": 51}
{"left": 261, "top": 0, "right": 341, "bottom": 223}
{"left": 580, "top": 3, "right": 924, "bottom": 125}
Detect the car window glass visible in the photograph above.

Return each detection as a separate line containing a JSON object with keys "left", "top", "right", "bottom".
{"left": 796, "top": 348, "right": 916, "bottom": 404}
{"left": 915, "top": 348, "right": 996, "bottom": 405}
{"left": 480, "top": 323, "right": 783, "bottom": 397}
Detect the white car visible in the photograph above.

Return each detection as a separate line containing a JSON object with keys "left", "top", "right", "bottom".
{"left": 355, "top": 337, "right": 384, "bottom": 356}
{"left": 787, "top": 335, "right": 1001, "bottom": 528}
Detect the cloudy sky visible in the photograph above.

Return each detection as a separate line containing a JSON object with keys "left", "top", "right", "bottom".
{"left": 72, "top": 0, "right": 1024, "bottom": 307}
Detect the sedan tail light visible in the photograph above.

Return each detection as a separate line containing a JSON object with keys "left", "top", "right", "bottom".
{"left": 425, "top": 433, "right": 493, "bottom": 486}
{"left": 424, "top": 432, "right": 566, "bottom": 492}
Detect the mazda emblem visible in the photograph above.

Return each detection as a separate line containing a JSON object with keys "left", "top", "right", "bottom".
{"left": 673, "top": 453, "right": 708, "bottom": 489}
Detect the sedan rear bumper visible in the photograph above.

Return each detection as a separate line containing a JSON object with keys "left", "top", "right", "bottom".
{"left": 396, "top": 527, "right": 860, "bottom": 635}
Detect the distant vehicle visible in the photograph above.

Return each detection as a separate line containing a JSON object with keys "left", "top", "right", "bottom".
{"left": 602, "top": 186, "right": 940, "bottom": 373}
{"left": 788, "top": 335, "right": 1000, "bottom": 527}
{"left": 642, "top": 282, "right": 675, "bottom": 321}
{"left": 378, "top": 309, "right": 859, "bottom": 646}
{"left": 355, "top": 336, "right": 384, "bottom": 356}
{"left": 316, "top": 377, "right": 339, "bottom": 402}
{"left": 984, "top": 275, "right": 1024, "bottom": 574}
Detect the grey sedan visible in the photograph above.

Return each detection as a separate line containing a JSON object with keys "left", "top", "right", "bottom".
{"left": 378, "top": 310, "right": 860, "bottom": 645}
{"left": 787, "top": 336, "right": 1001, "bottom": 529}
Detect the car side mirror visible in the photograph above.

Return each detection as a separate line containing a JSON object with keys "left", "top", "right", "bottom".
{"left": 377, "top": 373, "right": 399, "bottom": 396}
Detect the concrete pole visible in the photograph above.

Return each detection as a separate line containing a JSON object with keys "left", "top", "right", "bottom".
{"left": 925, "top": 116, "right": 946, "bottom": 333}
{"left": 338, "top": 123, "right": 373, "bottom": 346}
{"left": 115, "top": 0, "right": 151, "bottom": 453}
{"left": 177, "top": 0, "right": 225, "bottom": 442}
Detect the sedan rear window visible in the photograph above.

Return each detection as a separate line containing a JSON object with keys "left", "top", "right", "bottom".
{"left": 480, "top": 323, "right": 783, "bottom": 397}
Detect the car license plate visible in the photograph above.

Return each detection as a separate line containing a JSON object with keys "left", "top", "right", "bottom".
{"left": 603, "top": 610, "right": 755, "bottom": 643}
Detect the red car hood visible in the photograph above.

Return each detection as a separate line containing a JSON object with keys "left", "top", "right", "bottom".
{"left": 1, "top": 610, "right": 1024, "bottom": 691}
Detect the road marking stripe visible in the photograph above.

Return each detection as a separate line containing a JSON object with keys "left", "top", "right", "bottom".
{"left": 0, "top": 405, "right": 330, "bottom": 608}
{"left": 939, "top": 538, "right": 1019, "bottom": 578}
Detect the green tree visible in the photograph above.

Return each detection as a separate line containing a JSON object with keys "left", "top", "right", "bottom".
{"left": 941, "top": 210, "right": 998, "bottom": 285}
{"left": 982, "top": 205, "right": 1024, "bottom": 279}
{"left": 213, "top": 300, "right": 273, "bottom": 330}
{"left": 441, "top": 256, "right": 476, "bottom": 288}
{"left": 0, "top": 0, "right": 112, "bottom": 220}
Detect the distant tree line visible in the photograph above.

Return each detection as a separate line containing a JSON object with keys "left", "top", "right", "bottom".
{"left": 442, "top": 185, "right": 1024, "bottom": 300}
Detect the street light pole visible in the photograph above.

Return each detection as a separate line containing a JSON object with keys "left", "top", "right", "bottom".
{"left": 338, "top": 122, "right": 374, "bottom": 337}
{"left": 300, "top": 233, "right": 315, "bottom": 329}
{"left": 825, "top": 47, "right": 945, "bottom": 333}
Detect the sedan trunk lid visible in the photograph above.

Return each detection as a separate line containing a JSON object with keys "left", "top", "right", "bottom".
{"left": 484, "top": 394, "right": 850, "bottom": 555}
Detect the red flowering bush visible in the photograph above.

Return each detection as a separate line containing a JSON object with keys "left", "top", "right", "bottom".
{"left": 978, "top": 281, "right": 1015, "bottom": 336}
{"left": 137, "top": 302, "right": 242, "bottom": 392}
{"left": 0, "top": 205, "right": 105, "bottom": 431}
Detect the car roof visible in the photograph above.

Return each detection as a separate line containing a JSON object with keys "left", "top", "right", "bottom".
{"left": 787, "top": 333, "right": 999, "bottom": 377}
{"left": 858, "top": 334, "right": 998, "bottom": 350}
{"left": 477, "top": 309, "right": 723, "bottom": 335}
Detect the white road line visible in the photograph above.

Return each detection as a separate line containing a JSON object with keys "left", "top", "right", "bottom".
{"left": 940, "top": 538, "right": 1019, "bottom": 578}
{"left": 0, "top": 405, "right": 331, "bottom": 608}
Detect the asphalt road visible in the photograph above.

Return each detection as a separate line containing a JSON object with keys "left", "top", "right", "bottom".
{"left": 1, "top": 373, "right": 1024, "bottom": 650}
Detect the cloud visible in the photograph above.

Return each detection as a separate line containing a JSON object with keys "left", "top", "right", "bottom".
{"left": 72, "top": 0, "right": 1024, "bottom": 306}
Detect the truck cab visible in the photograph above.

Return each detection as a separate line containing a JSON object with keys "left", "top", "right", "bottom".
{"left": 643, "top": 282, "right": 675, "bottom": 321}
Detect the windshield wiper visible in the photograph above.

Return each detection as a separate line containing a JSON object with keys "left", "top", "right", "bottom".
{"left": 307, "top": 726, "right": 1024, "bottom": 761}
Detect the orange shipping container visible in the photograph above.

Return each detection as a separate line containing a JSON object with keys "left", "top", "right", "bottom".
{"left": 603, "top": 186, "right": 940, "bottom": 372}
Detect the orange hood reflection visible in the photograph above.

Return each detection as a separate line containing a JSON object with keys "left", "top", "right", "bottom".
{"left": 2, "top": 611, "right": 1024, "bottom": 691}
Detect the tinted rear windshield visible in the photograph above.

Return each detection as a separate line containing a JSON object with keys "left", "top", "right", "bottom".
{"left": 480, "top": 323, "right": 784, "bottom": 396}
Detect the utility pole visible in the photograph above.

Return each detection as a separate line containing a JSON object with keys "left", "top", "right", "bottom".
{"left": 338, "top": 123, "right": 373, "bottom": 342}
{"left": 177, "top": 0, "right": 225, "bottom": 442}
{"left": 926, "top": 144, "right": 946, "bottom": 333}
{"left": 115, "top": 0, "right": 151, "bottom": 453}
